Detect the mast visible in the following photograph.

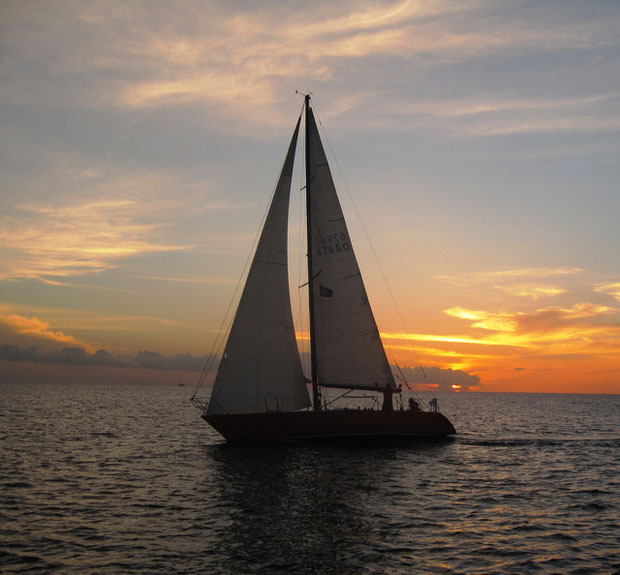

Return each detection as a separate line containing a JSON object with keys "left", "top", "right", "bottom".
{"left": 305, "top": 94, "right": 321, "bottom": 411}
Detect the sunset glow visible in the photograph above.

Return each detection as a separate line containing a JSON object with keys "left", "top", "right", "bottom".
{"left": 1, "top": 1, "right": 619, "bottom": 394}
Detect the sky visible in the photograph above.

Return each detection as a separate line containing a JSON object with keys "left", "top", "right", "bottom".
{"left": 1, "top": 0, "right": 619, "bottom": 394}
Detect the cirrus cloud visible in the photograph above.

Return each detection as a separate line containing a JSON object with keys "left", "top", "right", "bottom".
{"left": 0, "top": 184, "right": 187, "bottom": 283}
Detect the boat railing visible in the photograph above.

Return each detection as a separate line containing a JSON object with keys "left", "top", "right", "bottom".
{"left": 323, "top": 391, "right": 380, "bottom": 410}
{"left": 191, "top": 392, "right": 441, "bottom": 414}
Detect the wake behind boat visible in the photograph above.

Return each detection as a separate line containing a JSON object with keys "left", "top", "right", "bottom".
{"left": 192, "top": 94, "right": 455, "bottom": 442}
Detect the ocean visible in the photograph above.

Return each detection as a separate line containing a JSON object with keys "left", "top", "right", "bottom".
{"left": 1, "top": 381, "right": 618, "bottom": 574}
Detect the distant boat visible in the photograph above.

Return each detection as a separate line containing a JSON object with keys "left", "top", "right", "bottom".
{"left": 192, "top": 95, "right": 455, "bottom": 442}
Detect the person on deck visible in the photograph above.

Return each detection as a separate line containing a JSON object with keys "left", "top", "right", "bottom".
{"left": 409, "top": 397, "right": 420, "bottom": 412}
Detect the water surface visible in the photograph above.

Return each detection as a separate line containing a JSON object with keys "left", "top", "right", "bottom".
{"left": 1, "top": 383, "right": 618, "bottom": 573}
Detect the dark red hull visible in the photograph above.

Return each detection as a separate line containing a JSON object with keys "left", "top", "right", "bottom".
{"left": 203, "top": 409, "right": 456, "bottom": 442}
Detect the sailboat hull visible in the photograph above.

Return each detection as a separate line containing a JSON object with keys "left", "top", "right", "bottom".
{"left": 203, "top": 409, "right": 455, "bottom": 442}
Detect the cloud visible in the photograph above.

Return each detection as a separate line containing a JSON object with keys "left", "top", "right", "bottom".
{"left": 595, "top": 282, "right": 620, "bottom": 304}
{"left": 492, "top": 285, "right": 568, "bottom": 300}
{"left": 435, "top": 270, "right": 620, "bottom": 354}
{"left": 134, "top": 350, "right": 207, "bottom": 371}
{"left": 0, "top": 313, "right": 91, "bottom": 349}
{"left": 0, "top": 340, "right": 480, "bottom": 393}
{"left": 383, "top": 331, "right": 514, "bottom": 346}
{"left": 435, "top": 267, "right": 583, "bottom": 287}
{"left": 405, "top": 94, "right": 618, "bottom": 119}
{"left": 0, "top": 306, "right": 210, "bottom": 372}
{"left": 116, "top": 1, "right": 462, "bottom": 112}
{"left": 397, "top": 94, "right": 620, "bottom": 137}
{"left": 373, "top": 89, "right": 620, "bottom": 136}
{"left": 5, "top": 0, "right": 617, "bottom": 134}
{"left": 394, "top": 365, "right": 480, "bottom": 391}
{"left": 514, "top": 303, "right": 615, "bottom": 333}
{"left": 117, "top": 5, "right": 619, "bottom": 141}
{"left": 0, "top": 181, "right": 187, "bottom": 282}
{"left": 442, "top": 302, "right": 620, "bottom": 357}
{"left": 444, "top": 308, "right": 517, "bottom": 332}
{"left": 448, "top": 301, "right": 617, "bottom": 334}
{"left": 382, "top": 266, "right": 620, "bottom": 379}
{"left": 0, "top": 343, "right": 208, "bottom": 372}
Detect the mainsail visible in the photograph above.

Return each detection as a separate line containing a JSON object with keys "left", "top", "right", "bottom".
{"left": 306, "top": 106, "right": 396, "bottom": 392}
{"left": 207, "top": 118, "right": 311, "bottom": 415}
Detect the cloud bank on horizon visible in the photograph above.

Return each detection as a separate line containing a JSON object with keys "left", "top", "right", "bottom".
{"left": 0, "top": 341, "right": 478, "bottom": 393}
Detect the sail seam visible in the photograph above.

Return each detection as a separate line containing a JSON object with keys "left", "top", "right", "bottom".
{"left": 254, "top": 260, "right": 287, "bottom": 266}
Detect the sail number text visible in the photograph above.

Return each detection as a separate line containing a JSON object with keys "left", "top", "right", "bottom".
{"left": 316, "top": 233, "right": 350, "bottom": 256}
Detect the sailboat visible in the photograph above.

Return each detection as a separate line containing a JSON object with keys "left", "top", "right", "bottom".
{"left": 192, "top": 95, "right": 455, "bottom": 442}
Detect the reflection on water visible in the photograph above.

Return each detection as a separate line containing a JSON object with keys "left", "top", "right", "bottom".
{"left": 208, "top": 444, "right": 413, "bottom": 573}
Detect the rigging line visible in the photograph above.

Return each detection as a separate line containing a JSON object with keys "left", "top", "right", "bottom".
{"left": 393, "top": 359, "right": 425, "bottom": 405}
{"left": 193, "top": 217, "right": 263, "bottom": 397}
{"left": 393, "top": 361, "right": 411, "bottom": 391}
{"left": 313, "top": 108, "right": 426, "bottom": 390}
{"left": 193, "top": 108, "right": 305, "bottom": 399}
{"left": 193, "top": 277, "right": 244, "bottom": 396}
{"left": 192, "top": 279, "right": 241, "bottom": 399}
{"left": 195, "top": 304, "right": 234, "bottom": 389}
